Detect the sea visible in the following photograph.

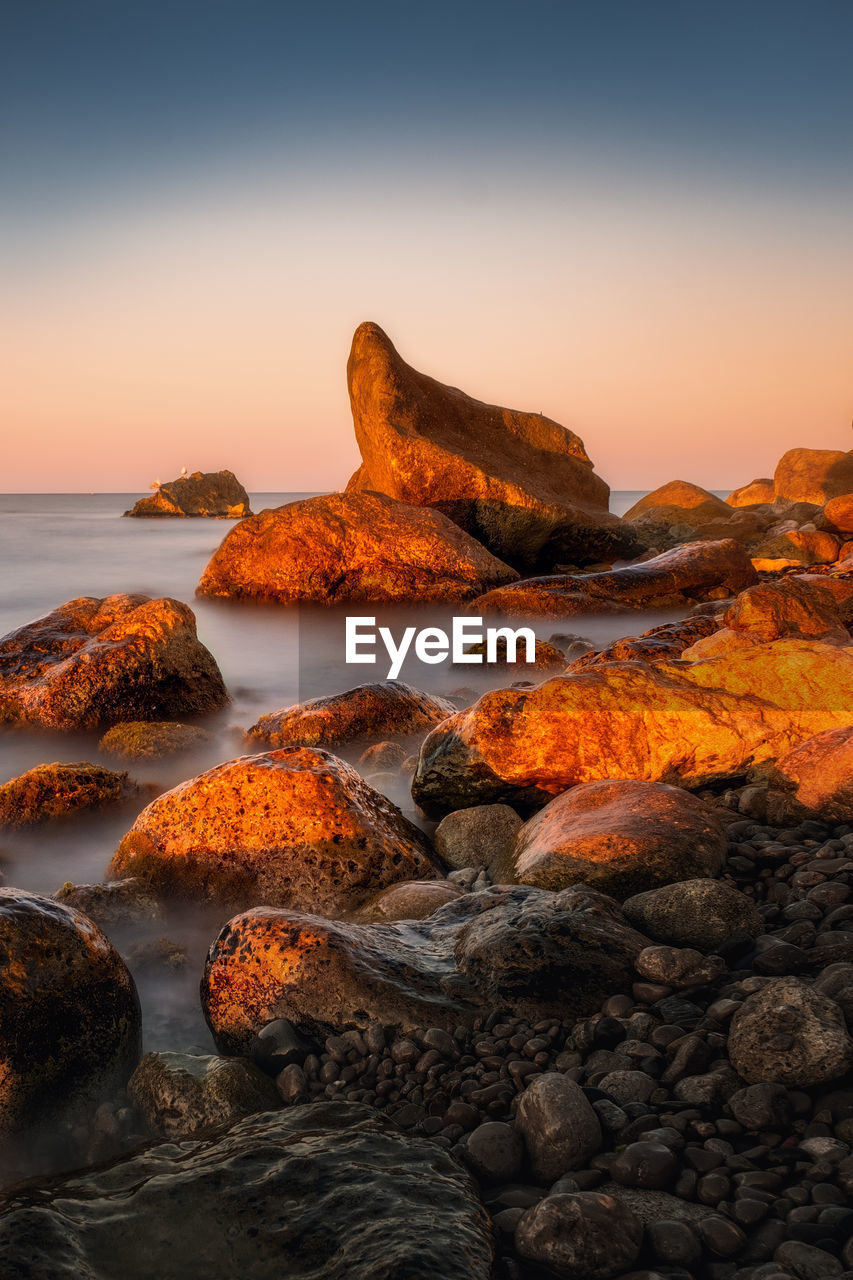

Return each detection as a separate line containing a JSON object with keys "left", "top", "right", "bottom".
{"left": 0, "top": 489, "right": 692, "bottom": 1055}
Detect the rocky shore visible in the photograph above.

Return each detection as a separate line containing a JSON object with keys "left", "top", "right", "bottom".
{"left": 2, "top": 324, "right": 853, "bottom": 1279}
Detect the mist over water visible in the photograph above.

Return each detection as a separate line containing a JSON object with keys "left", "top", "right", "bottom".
{"left": 0, "top": 489, "right": 678, "bottom": 1065}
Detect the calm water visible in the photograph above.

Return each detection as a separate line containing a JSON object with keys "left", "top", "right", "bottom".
{"left": 0, "top": 489, "right": 681, "bottom": 1055}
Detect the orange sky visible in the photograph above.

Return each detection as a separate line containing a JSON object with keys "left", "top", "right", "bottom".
{"left": 4, "top": 161, "right": 851, "bottom": 495}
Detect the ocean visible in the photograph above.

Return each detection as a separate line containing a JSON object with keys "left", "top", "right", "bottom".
{"left": 0, "top": 489, "right": 686, "bottom": 1054}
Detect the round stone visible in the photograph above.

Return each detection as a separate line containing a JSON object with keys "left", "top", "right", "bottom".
{"left": 515, "top": 1191, "right": 643, "bottom": 1280}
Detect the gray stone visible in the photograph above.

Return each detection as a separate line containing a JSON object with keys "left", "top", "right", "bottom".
{"left": 515, "top": 1073, "right": 602, "bottom": 1182}
{"left": 127, "top": 1052, "right": 280, "bottom": 1139}
{"left": 728, "top": 977, "right": 853, "bottom": 1086}
{"left": 433, "top": 804, "right": 522, "bottom": 875}
{"left": 516, "top": 1191, "right": 643, "bottom": 1280}
{"left": 623, "top": 879, "right": 763, "bottom": 952}
{"left": 464, "top": 1121, "right": 524, "bottom": 1183}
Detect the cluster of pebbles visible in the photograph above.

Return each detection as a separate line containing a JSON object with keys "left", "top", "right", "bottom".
{"left": 38, "top": 804, "right": 853, "bottom": 1280}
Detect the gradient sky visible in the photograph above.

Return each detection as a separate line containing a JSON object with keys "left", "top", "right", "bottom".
{"left": 2, "top": 1, "right": 852, "bottom": 494}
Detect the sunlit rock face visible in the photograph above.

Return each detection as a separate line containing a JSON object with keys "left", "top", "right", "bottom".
{"left": 773, "top": 447, "right": 853, "bottom": 505}
{"left": 0, "top": 762, "right": 140, "bottom": 827}
{"left": 470, "top": 539, "right": 758, "bottom": 618}
{"left": 411, "top": 639, "right": 853, "bottom": 814}
{"left": 624, "top": 480, "right": 769, "bottom": 547}
{"left": 248, "top": 681, "right": 456, "bottom": 749}
{"left": 723, "top": 576, "right": 848, "bottom": 642}
{"left": 0, "top": 1102, "right": 494, "bottom": 1280}
{"left": 822, "top": 493, "right": 853, "bottom": 534}
{"left": 498, "top": 780, "right": 726, "bottom": 899}
{"left": 569, "top": 615, "right": 721, "bottom": 668}
{"left": 124, "top": 469, "right": 252, "bottom": 518}
{"left": 0, "top": 889, "right": 140, "bottom": 1139}
{"left": 771, "top": 725, "right": 853, "bottom": 822}
{"left": 0, "top": 595, "right": 228, "bottom": 730}
{"left": 108, "top": 746, "right": 439, "bottom": 914}
{"left": 202, "top": 885, "right": 649, "bottom": 1050}
{"left": 344, "top": 321, "right": 638, "bottom": 569}
{"left": 727, "top": 478, "right": 775, "bottom": 507}
{"left": 197, "top": 490, "right": 518, "bottom": 604}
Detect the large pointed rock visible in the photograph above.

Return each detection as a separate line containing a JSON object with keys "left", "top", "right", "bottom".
{"left": 202, "top": 885, "right": 649, "bottom": 1050}
{"left": 0, "top": 595, "right": 228, "bottom": 730}
{"left": 0, "top": 1102, "right": 494, "bottom": 1280}
{"left": 197, "top": 491, "right": 517, "bottom": 604}
{"left": 411, "top": 639, "right": 853, "bottom": 814}
{"left": 345, "top": 321, "right": 637, "bottom": 568}
{"left": 108, "top": 747, "right": 439, "bottom": 914}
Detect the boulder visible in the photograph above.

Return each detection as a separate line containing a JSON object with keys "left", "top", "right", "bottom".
{"left": 412, "top": 639, "right": 853, "bottom": 814}
{"left": 622, "top": 879, "right": 763, "bottom": 952}
{"left": 0, "top": 595, "right": 228, "bottom": 730}
{"left": 822, "top": 493, "right": 853, "bottom": 534}
{"left": 197, "top": 491, "right": 518, "bottom": 604}
{"left": 471, "top": 540, "right": 757, "bottom": 618}
{"left": 773, "top": 448, "right": 853, "bottom": 505}
{"left": 247, "top": 681, "right": 456, "bottom": 749}
{"left": 433, "top": 803, "right": 523, "bottom": 874}
{"left": 625, "top": 481, "right": 766, "bottom": 547}
{"left": 98, "top": 720, "right": 213, "bottom": 759}
{"left": 53, "top": 878, "right": 161, "bottom": 928}
{"left": 0, "top": 762, "right": 139, "bottom": 827}
{"left": 501, "top": 780, "right": 726, "bottom": 899}
{"left": 749, "top": 528, "right": 841, "bottom": 567}
{"left": 0, "top": 889, "right": 140, "bottom": 1138}
{"left": 569, "top": 614, "right": 721, "bottom": 668}
{"left": 728, "top": 977, "right": 853, "bottom": 1086}
{"left": 353, "top": 880, "right": 463, "bottom": 921}
{"left": 202, "top": 885, "right": 649, "bottom": 1051}
{"left": 515, "top": 1191, "right": 643, "bottom": 1280}
{"left": 0, "top": 1102, "right": 494, "bottom": 1280}
{"left": 127, "top": 1051, "right": 279, "bottom": 1139}
{"left": 515, "top": 1073, "right": 602, "bottom": 1181}
{"left": 728, "top": 479, "right": 775, "bottom": 507}
{"left": 108, "top": 747, "right": 438, "bottom": 915}
{"left": 123, "top": 469, "right": 251, "bottom": 518}
{"left": 344, "top": 321, "right": 638, "bottom": 569}
{"left": 723, "top": 576, "right": 847, "bottom": 641}
{"left": 771, "top": 725, "right": 853, "bottom": 821}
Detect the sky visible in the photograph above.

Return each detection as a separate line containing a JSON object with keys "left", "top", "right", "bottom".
{"left": 2, "top": 1, "right": 852, "bottom": 495}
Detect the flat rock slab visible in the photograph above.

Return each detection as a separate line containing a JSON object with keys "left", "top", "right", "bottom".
{"left": 109, "top": 746, "right": 438, "bottom": 915}
{"left": 202, "top": 884, "right": 650, "bottom": 1051}
{"left": 0, "top": 1102, "right": 494, "bottom": 1280}
{"left": 0, "top": 594, "right": 228, "bottom": 730}
{"left": 197, "top": 489, "right": 518, "bottom": 604}
{"left": 248, "top": 680, "right": 456, "bottom": 748}
{"left": 345, "top": 321, "right": 635, "bottom": 569}
{"left": 471, "top": 539, "right": 757, "bottom": 617}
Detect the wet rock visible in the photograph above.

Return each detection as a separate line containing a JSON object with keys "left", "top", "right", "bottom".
{"left": 202, "top": 885, "right": 649, "bottom": 1051}
{"left": 622, "top": 879, "right": 763, "bottom": 952}
{"left": 0, "top": 888, "right": 140, "bottom": 1138}
{"left": 433, "top": 803, "right": 523, "bottom": 876}
{"left": 53, "top": 878, "right": 162, "bottom": 928}
{"left": 0, "top": 594, "right": 228, "bottom": 729}
{"left": 412, "top": 638, "right": 853, "bottom": 814}
{"left": 813, "top": 963, "right": 853, "bottom": 1025}
{"left": 98, "top": 720, "right": 213, "bottom": 759}
{"left": 354, "top": 880, "right": 463, "bottom": 921}
{"left": 247, "top": 681, "right": 455, "bottom": 749}
{"left": 773, "top": 448, "right": 853, "bottom": 506}
{"left": 197, "top": 491, "right": 518, "bottom": 605}
{"left": 0, "top": 1102, "right": 494, "bottom": 1280}
{"left": 515, "top": 1190, "right": 643, "bottom": 1280}
{"left": 344, "top": 320, "right": 635, "bottom": 569}
{"left": 108, "top": 746, "right": 437, "bottom": 914}
{"left": 727, "top": 1083, "right": 793, "bottom": 1131}
{"left": 249, "top": 1018, "right": 316, "bottom": 1075}
{"left": 594, "top": 1183, "right": 709, "bottom": 1226}
{"left": 0, "top": 762, "right": 139, "bottom": 826}
{"left": 124, "top": 469, "right": 252, "bottom": 518}
{"left": 728, "top": 976, "right": 853, "bottom": 1086}
{"left": 774, "top": 1240, "right": 844, "bottom": 1280}
{"left": 515, "top": 1073, "right": 602, "bottom": 1181}
{"left": 471, "top": 539, "right": 757, "bottom": 617}
{"left": 502, "top": 780, "right": 726, "bottom": 898}
{"left": 464, "top": 1121, "right": 524, "bottom": 1182}
{"left": 569, "top": 614, "right": 720, "bottom": 668}
{"left": 610, "top": 1141, "right": 679, "bottom": 1189}
{"left": 127, "top": 1051, "right": 279, "bottom": 1138}
{"left": 635, "top": 946, "right": 725, "bottom": 989}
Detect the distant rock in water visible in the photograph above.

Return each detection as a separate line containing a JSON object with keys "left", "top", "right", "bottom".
{"left": 202, "top": 884, "right": 649, "bottom": 1050}
{"left": 124, "top": 469, "right": 251, "bottom": 518}
{"left": 108, "top": 746, "right": 439, "bottom": 914}
{"left": 345, "top": 321, "right": 639, "bottom": 569}
{"left": 98, "top": 720, "right": 213, "bottom": 759}
{"left": 0, "top": 594, "right": 228, "bottom": 730}
{"left": 197, "top": 490, "right": 518, "bottom": 604}
{"left": 0, "top": 762, "right": 140, "bottom": 827}
{"left": 0, "top": 889, "right": 140, "bottom": 1143}
{"left": 0, "top": 1102, "right": 494, "bottom": 1280}
{"left": 247, "top": 681, "right": 456, "bottom": 749}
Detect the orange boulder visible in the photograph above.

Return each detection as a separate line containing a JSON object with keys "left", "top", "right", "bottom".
{"left": 248, "top": 681, "right": 455, "bottom": 749}
{"left": 773, "top": 448, "right": 853, "bottom": 505}
{"left": 728, "top": 479, "right": 775, "bottom": 507}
